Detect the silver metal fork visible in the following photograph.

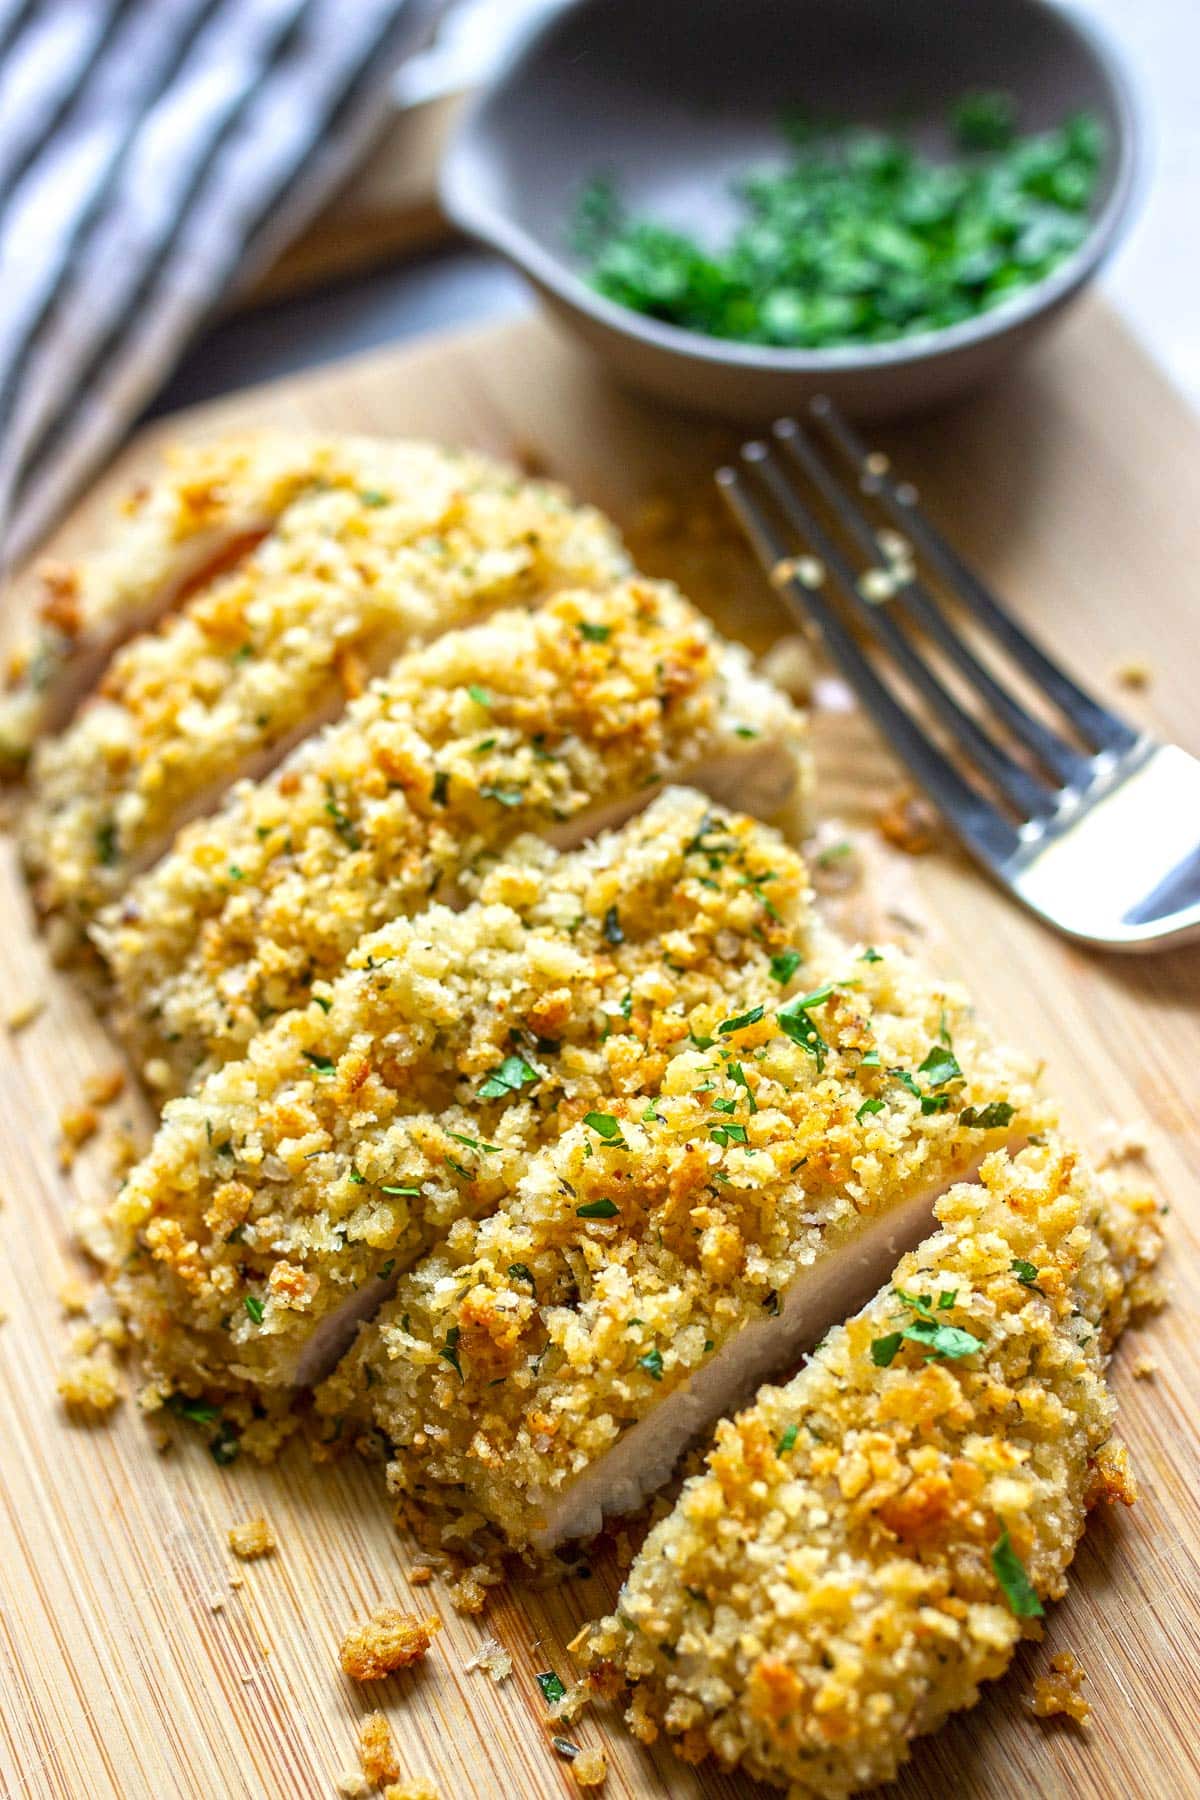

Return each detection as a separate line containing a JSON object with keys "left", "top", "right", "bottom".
{"left": 719, "top": 400, "right": 1200, "bottom": 952}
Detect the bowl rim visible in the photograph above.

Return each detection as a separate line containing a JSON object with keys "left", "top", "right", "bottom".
{"left": 440, "top": 0, "right": 1144, "bottom": 375}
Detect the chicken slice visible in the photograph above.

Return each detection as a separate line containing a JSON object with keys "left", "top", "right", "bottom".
{"left": 580, "top": 1139, "right": 1163, "bottom": 1797}
{"left": 20, "top": 443, "right": 628, "bottom": 941}
{"left": 318, "top": 932, "right": 1048, "bottom": 1556}
{"left": 100, "top": 790, "right": 817, "bottom": 1405}
{"left": 0, "top": 434, "right": 521, "bottom": 768}
{"left": 92, "top": 580, "right": 808, "bottom": 1092}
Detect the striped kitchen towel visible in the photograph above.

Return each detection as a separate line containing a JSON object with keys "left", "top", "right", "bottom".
{"left": 0, "top": 0, "right": 441, "bottom": 572}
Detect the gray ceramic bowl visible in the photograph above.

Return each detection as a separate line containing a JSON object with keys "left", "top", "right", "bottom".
{"left": 440, "top": 0, "right": 1141, "bottom": 418}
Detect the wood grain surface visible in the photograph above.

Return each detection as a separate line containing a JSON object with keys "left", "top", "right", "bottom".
{"left": 0, "top": 302, "right": 1197, "bottom": 1800}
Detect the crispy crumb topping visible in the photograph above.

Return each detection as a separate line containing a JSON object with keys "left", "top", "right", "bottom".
{"left": 94, "top": 579, "right": 806, "bottom": 1089}
{"left": 357, "top": 1711, "right": 400, "bottom": 1785}
{"left": 581, "top": 1141, "right": 1163, "bottom": 1796}
{"left": 227, "top": 1515, "right": 276, "bottom": 1560}
{"left": 339, "top": 1609, "right": 441, "bottom": 1683}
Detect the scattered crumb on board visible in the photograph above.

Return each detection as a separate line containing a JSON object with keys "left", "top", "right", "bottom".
{"left": 339, "top": 1609, "right": 441, "bottom": 1682}
{"left": 463, "top": 1635, "right": 512, "bottom": 1683}
{"left": 382, "top": 1780, "right": 439, "bottom": 1800}
{"left": 227, "top": 1516, "right": 276, "bottom": 1560}
{"left": 5, "top": 994, "right": 44, "bottom": 1032}
{"left": 565, "top": 1746, "right": 607, "bottom": 1788}
{"left": 1095, "top": 1118, "right": 1150, "bottom": 1167}
{"left": 56, "top": 1344, "right": 122, "bottom": 1416}
{"left": 876, "top": 785, "right": 941, "bottom": 855}
{"left": 82, "top": 1066, "right": 126, "bottom": 1107}
{"left": 1029, "top": 1651, "right": 1091, "bottom": 1725}
{"left": 357, "top": 1711, "right": 399, "bottom": 1786}
{"left": 58, "top": 1104, "right": 99, "bottom": 1167}
{"left": 1131, "top": 1352, "right": 1159, "bottom": 1380}
{"left": 1114, "top": 659, "right": 1152, "bottom": 690}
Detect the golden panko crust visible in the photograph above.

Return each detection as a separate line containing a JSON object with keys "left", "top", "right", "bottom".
{"left": 339, "top": 1608, "right": 441, "bottom": 1682}
{"left": 581, "top": 1140, "right": 1163, "bottom": 1797}
{"left": 22, "top": 438, "right": 628, "bottom": 937}
{"left": 324, "top": 929, "right": 1046, "bottom": 1554}
{"left": 102, "top": 791, "right": 815, "bottom": 1403}
{"left": 93, "top": 579, "right": 807, "bottom": 1090}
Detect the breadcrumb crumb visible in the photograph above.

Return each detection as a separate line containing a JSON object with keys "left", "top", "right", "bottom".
{"left": 1114, "top": 659, "right": 1152, "bottom": 690}
{"left": 56, "top": 1348, "right": 122, "bottom": 1415}
{"left": 876, "top": 785, "right": 940, "bottom": 855}
{"left": 1029, "top": 1650, "right": 1091, "bottom": 1725}
{"left": 5, "top": 994, "right": 44, "bottom": 1031}
{"left": 570, "top": 1747, "right": 607, "bottom": 1788}
{"left": 1131, "top": 1352, "right": 1158, "bottom": 1380}
{"left": 57, "top": 1275, "right": 92, "bottom": 1316}
{"left": 336, "top": 1773, "right": 369, "bottom": 1797}
{"left": 382, "top": 1781, "right": 439, "bottom": 1800}
{"left": 58, "top": 1104, "right": 99, "bottom": 1166}
{"left": 357, "top": 1711, "right": 400, "bottom": 1786}
{"left": 463, "top": 1636, "right": 513, "bottom": 1683}
{"left": 339, "top": 1609, "right": 441, "bottom": 1682}
{"left": 408, "top": 1565, "right": 434, "bottom": 1587}
{"left": 1095, "top": 1118, "right": 1149, "bottom": 1167}
{"left": 82, "top": 1067, "right": 126, "bottom": 1107}
{"left": 227, "top": 1516, "right": 276, "bottom": 1560}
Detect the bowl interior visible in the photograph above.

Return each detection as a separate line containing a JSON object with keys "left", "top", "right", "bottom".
{"left": 448, "top": 0, "right": 1132, "bottom": 340}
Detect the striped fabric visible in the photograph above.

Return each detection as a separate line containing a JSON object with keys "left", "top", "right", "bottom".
{"left": 0, "top": 0, "right": 440, "bottom": 571}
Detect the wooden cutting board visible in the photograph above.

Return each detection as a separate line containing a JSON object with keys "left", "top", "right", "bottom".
{"left": 2, "top": 302, "right": 1198, "bottom": 1800}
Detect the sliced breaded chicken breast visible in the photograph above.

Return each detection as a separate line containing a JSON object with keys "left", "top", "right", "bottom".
{"left": 92, "top": 580, "right": 808, "bottom": 1092}
{"left": 580, "top": 1140, "right": 1163, "bottom": 1798}
{"left": 21, "top": 443, "right": 628, "bottom": 940}
{"left": 0, "top": 434, "right": 338, "bottom": 769}
{"left": 318, "top": 931, "right": 1048, "bottom": 1556}
{"left": 101, "top": 791, "right": 816, "bottom": 1404}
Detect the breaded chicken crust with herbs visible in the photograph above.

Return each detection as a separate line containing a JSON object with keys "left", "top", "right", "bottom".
{"left": 99, "top": 791, "right": 818, "bottom": 1410}
{"left": 318, "top": 906, "right": 1048, "bottom": 1555}
{"left": 581, "top": 1140, "right": 1163, "bottom": 1798}
{"left": 1, "top": 435, "right": 346, "bottom": 768}
{"left": 92, "top": 580, "right": 808, "bottom": 1092}
{"left": 21, "top": 438, "right": 628, "bottom": 940}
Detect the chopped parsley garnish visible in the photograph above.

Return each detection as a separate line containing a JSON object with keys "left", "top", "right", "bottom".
{"left": 769, "top": 948, "right": 804, "bottom": 984}
{"left": 243, "top": 1295, "right": 265, "bottom": 1325}
{"left": 358, "top": 488, "right": 389, "bottom": 507}
{"left": 638, "top": 1347, "right": 664, "bottom": 1381}
{"left": 856, "top": 1097, "right": 885, "bottom": 1123}
{"left": 577, "top": 621, "right": 611, "bottom": 643}
{"left": 734, "top": 724, "right": 760, "bottom": 738}
{"left": 991, "top": 1529, "right": 1044, "bottom": 1617}
{"left": 165, "top": 1393, "right": 220, "bottom": 1427}
{"left": 479, "top": 783, "right": 524, "bottom": 807}
{"left": 209, "top": 1421, "right": 241, "bottom": 1466}
{"left": 379, "top": 1182, "right": 421, "bottom": 1197}
{"left": 439, "top": 1326, "right": 463, "bottom": 1380}
{"left": 709, "top": 1121, "right": 748, "bottom": 1147}
{"left": 1011, "top": 1258, "right": 1042, "bottom": 1289}
{"left": 572, "top": 101, "right": 1104, "bottom": 352}
{"left": 313, "top": 995, "right": 332, "bottom": 1013}
{"left": 95, "top": 819, "right": 118, "bottom": 866}
{"left": 776, "top": 1422, "right": 798, "bottom": 1455}
{"left": 431, "top": 769, "right": 450, "bottom": 805}
{"left": 536, "top": 1670, "right": 567, "bottom": 1705}
{"left": 603, "top": 903, "right": 624, "bottom": 945}
{"left": 718, "top": 1004, "right": 764, "bottom": 1036}
{"left": 302, "top": 1051, "right": 336, "bottom": 1075}
{"left": 917, "top": 1043, "right": 962, "bottom": 1089}
{"left": 870, "top": 1287, "right": 984, "bottom": 1365}
{"left": 584, "top": 1111, "right": 624, "bottom": 1142}
{"left": 446, "top": 1131, "right": 501, "bottom": 1154}
{"left": 477, "top": 1053, "right": 539, "bottom": 1101}
{"left": 508, "top": 1262, "right": 537, "bottom": 1293}
{"left": 961, "top": 1100, "right": 1016, "bottom": 1130}
{"left": 729, "top": 1062, "right": 757, "bottom": 1112}
{"left": 860, "top": 945, "right": 884, "bottom": 963}
{"left": 466, "top": 683, "right": 491, "bottom": 706}
{"left": 777, "top": 982, "right": 836, "bottom": 1068}
{"left": 323, "top": 791, "right": 360, "bottom": 849}
{"left": 576, "top": 1197, "right": 619, "bottom": 1219}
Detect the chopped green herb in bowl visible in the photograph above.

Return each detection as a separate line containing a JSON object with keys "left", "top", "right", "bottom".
{"left": 572, "top": 96, "right": 1105, "bottom": 352}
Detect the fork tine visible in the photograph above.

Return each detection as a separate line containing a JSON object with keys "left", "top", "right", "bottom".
{"left": 810, "top": 398, "right": 1141, "bottom": 758}
{"left": 772, "top": 419, "right": 1092, "bottom": 793}
{"left": 717, "top": 462, "right": 1020, "bottom": 871}
{"left": 747, "top": 439, "right": 1056, "bottom": 822}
